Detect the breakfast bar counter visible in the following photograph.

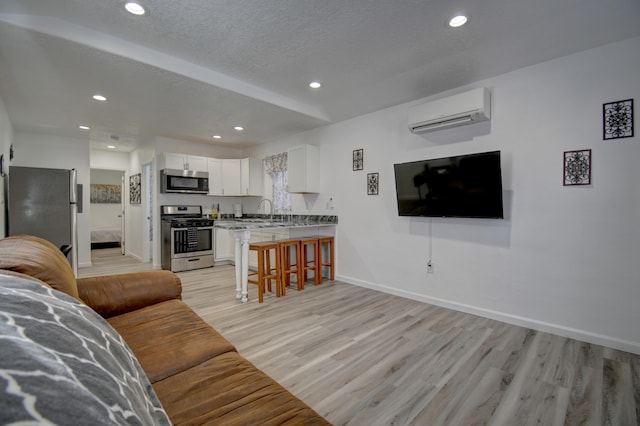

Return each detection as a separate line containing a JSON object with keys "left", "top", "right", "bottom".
{"left": 214, "top": 215, "right": 337, "bottom": 302}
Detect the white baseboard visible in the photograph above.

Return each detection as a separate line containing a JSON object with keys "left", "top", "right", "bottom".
{"left": 337, "top": 274, "right": 640, "bottom": 355}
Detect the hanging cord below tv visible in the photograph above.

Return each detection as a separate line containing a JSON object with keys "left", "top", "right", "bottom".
{"left": 427, "top": 218, "right": 434, "bottom": 273}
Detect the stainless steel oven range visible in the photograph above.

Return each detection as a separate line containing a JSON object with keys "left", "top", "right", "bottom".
{"left": 160, "top": 205, "right": 214, "bottom": 272}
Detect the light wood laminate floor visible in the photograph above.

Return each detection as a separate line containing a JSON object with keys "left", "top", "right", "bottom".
{"left": 81, "top": 249, "right": 640, "bottom": 425}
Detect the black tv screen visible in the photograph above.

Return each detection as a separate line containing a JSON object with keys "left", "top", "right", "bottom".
{"left": 393, "top": 151, "right": 504, "bottom": 218}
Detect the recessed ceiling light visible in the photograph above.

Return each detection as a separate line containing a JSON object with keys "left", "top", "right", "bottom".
{"left": 125, "top": 2, "right": 146, "bottom": 16}
{"left": 233, "top": 126, "right": 244, "bottom": 131}
{"left": 309, "top": 81, "right": 322, "bottom": 89}
{"left": 107, "top": 145, "right": 116, "bottom": 149}
{"left": 213, "top": 135, "right": 222, "bottom": 139}
{"left": 449, "top": 15, "right": 468, "bottom": 27}
{"left": 78, "top": 125, "right": 90, "bottom": 130}
{"left": 92, "top": 94, "right": 107, "bottom": 102}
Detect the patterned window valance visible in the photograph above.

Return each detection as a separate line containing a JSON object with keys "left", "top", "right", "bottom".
{"left": 264, "top": 152, "right": 288, "bottom": 175}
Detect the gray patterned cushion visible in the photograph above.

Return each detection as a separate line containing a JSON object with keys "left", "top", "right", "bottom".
{"left": 0, "top": 273, "right": 171, "bottom": 425}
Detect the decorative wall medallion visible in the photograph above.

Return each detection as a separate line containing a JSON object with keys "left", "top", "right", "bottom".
{"left": 367, "top": 172, "right": 379, "bottom": 195}
{"left": 129, "top": 173, "right": 141, "bottom": 204}
{"left": 563, "top": 149, "right": 591, "bottom": 186}
{"left": 353, "top": 149, "right": 363, "bottom": 171}
{"left": 603, "top": 98, "right": 634, "bottom": 140}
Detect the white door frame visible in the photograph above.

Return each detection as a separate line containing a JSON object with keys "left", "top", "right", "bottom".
{"left": 120, "top": 174, "right": 126, "bottom": 255}
{"left": 142, "top": 162, "right": 153, "bottom": 263}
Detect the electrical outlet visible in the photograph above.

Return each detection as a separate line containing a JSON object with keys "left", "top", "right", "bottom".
{"left": 326, "top": 196, "right": 335, "bottom": 210}
{"left": 427, "top": 262, "right": 434, "bottom": 274}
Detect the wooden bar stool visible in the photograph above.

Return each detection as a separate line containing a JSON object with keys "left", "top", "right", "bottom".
{"left": 279, "top": 239, "right": 303, "bottom": 291}
{"left": 300, "top": 237, "right": 320, "bottom": 286}
{"left": 248, "top": 241, "right": 282, "bottom": 303}
{"left": 318, "top": 236, "right": 335, "bottom": 283}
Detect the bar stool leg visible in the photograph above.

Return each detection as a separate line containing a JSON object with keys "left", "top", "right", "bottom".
{"left": 295, "top": 240, "right": 304, "bottom": 290}
{"left": 256, "top": 247, "right": 265, "bottom": 303}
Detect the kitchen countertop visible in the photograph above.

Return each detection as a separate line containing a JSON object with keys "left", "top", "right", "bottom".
{"left": 213, "top": 214, "right": 337, "bottom": 230}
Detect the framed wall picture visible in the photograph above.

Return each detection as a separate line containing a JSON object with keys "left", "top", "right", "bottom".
{"left": 353, "top": 149, "right": 363, "bottom": 171}
{"left": 129, "top": 173, "right": 141, "bottom": 204}
{"left": 563, "top": 149, "right": 591, "bottom": 186}
{"left": 90, "top": 184, "right": 121, "bottom": 203}
{"left": 603, "top": 98, "right": 634, "bottom": 140}
{"left": 367, "top": 172, "right": 379, "bottom": 195}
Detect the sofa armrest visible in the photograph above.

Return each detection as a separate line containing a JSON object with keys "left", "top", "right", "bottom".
{"left": 76, "top": 271, "right": 182, "bottom": 318}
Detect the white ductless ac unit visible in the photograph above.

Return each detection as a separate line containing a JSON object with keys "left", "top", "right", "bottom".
{"left": 408, "top": 87, "right": 491, "bottom": 134}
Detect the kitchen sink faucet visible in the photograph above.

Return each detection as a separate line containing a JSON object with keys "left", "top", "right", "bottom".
{"left": 257, "top": 198, "right": 273, "bottom": 222}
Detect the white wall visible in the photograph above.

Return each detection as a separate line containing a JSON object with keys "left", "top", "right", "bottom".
{"left": 11, "top": 131, "right": 92, "bottom": 268}
{"left": 0, "top": 95, "right": 14, "bottom": 238}
{"left": 247, "top": 37, "right": 640, "bottom": 354}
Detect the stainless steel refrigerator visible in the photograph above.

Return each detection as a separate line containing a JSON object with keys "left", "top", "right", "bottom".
{"left": 7, "top": 166, "right": 78, "bottom": 276}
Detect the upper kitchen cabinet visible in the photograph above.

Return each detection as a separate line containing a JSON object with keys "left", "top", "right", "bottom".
{"left": 159, "top": 153, "right": 208, "bottom": 172}
{"left": 241, "top": 158, "right": 263, "bottom": 196}
{"left": 207, "top": 158, "right": 262, "bottom": 196}
{"left": 221, "top": 159, "right": 242, "bottom": 196}
{"left": 207, "top": 158, "right": 223, "bottom": 196}
{"left": 287, "top": 144, "right": 319, "bottom": 193}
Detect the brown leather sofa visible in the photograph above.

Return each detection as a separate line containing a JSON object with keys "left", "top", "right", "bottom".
{"left": 0, "top": 235, "right": 329, "bottom": 425}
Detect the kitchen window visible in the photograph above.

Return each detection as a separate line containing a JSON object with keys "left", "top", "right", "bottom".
{"left": 264, "top": 153, "right": 291, "bottom": 212}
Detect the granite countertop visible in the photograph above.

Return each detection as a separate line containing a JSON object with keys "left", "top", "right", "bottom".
{"left": 213, "top": 214, "right": 338, "bottom": 230}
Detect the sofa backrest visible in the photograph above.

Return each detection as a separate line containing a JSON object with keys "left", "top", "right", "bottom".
{"left": 0, "top": 235, "right": 79, "bottom": 299}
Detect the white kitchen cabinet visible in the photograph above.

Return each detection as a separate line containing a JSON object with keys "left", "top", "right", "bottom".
{"left": 241, "top": 158, "right": 263, "bottom": 196}
{"left": 214, "top": 227, "right": 234, "bottom": 262}
{"left": 208, "top": 158, "right": 241, "bottom": 196}
{"left": 221, "top": 159, "right": 242, "bottom": 196}
{"left": 207, "top": 158, "right": 262, "bottom": 196}
{"left": 160, "top": 153, "right": 208, "bottom": 172}
{"left": 207, "top": 158, "right": 223, "bottom": 196}
{"left": 287, "top": 144, "right": 319, "bottom": 193}
{"left": 187, "top": 156, "right": 208, "bottom": 172}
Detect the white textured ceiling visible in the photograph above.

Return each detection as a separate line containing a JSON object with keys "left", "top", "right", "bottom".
{"left": 0, "top": 0, "right": 639, "bottom": 151}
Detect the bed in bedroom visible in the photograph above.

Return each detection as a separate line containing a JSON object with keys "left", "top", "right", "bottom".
{"left": 91, "top": 227, "right": 121, "bottom": 249}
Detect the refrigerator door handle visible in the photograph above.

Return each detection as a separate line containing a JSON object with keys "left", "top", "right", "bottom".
{"left": 69, "top": 169, "right": 77, "bottom": 204}
{"left": 69, "top": 169, "right": 78, "bottom": 277}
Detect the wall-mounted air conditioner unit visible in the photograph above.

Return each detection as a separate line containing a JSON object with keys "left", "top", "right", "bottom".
{"left": 408, "top": 87, "right": 491, "bottom": 134}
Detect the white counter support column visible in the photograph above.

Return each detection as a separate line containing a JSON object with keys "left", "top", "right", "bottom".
{"left": 233, "top": 229, "right": 251, "bottom": 303}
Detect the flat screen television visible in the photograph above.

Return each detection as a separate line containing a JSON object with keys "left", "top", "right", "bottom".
{"left": 393, "top": 150, "right": 504, "bottom": 219}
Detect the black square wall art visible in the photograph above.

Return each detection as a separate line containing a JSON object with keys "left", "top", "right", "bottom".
{"left": 367, "top": 172, "right": 379, "bottom": 195}
{"left": 563, "top": 149, "right": 591, "bottom": 186}
{"left": 603, "top": 99, "right": 633, "bottom": 140}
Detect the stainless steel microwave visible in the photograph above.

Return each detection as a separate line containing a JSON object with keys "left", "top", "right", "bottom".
{"left": 160, "top": 169, "right": 209, "bottom": 194}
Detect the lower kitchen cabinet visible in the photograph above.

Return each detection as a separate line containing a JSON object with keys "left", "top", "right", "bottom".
{"left": 214, "top": 228, "right": 234, "bottom": 263}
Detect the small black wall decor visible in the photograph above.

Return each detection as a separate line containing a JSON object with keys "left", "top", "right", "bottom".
{"left": 603, "top": 98, "right": 634, "bottom": 140}
{"left": 367, "top": 172, "right": 379, "bottom": 195}
{"left": 563, "top": 149, "right": 591, "bottom": 186}
{"left": 353, "top": 149, "right": 363, "bottom": 171}
{"left": 129, "top": 173, "right": 141, "bottom": 204}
